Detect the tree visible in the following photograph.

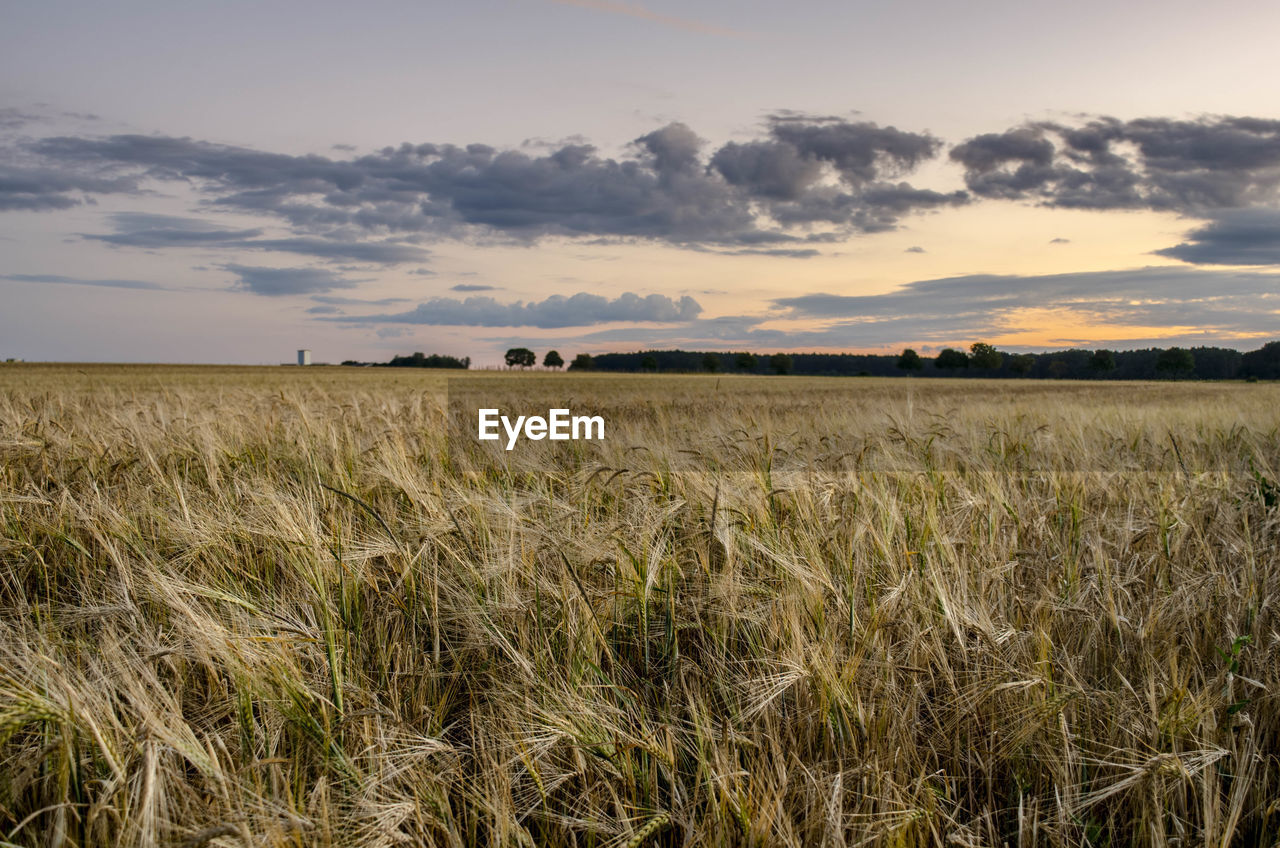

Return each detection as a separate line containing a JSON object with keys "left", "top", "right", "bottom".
{"left": 1090, "top": 349, "right": 1116, "bottom": 375}
{"left": 1241, "top": 341, "right": 1280, "bottom": 379}
{"left": 896, "top": 348, "right": 923, "bottom": 372}
{"left": 1156, "top": 347, "right": 1195, "bottom": 379}
{"left": 969, "top": 342, "right": 1002, "bottom": 370}
{"left": 543, "top": 350, "right": 564, "bottom": 370}
{"left": 770, "top": 353, "right": 793, "bottom": 375}
{"left": 935, "top": 348, "right": 969, "bottom": 370}
{"left": 1008, "top": 353, "right": 1035, "bottom": 376}
{"left": 569, "top": 353, "right": 594, "bottom": 371}
{"left": 387, "top": 352, "right": 470, "bottom": 369}
{"left": 702, "top": 353, "right": 721, "bottom": 373}
{"left": 641, "top": 355, "right": 658, "bottom": 372}
{"left": 735, "top": 352, "right": 756, "bottom": 372}
{"left": 504, "top": 347, "right": 536, "bottom": 369}
{"left": 1188, "top": 346, "right": 1242, "bottom": 379}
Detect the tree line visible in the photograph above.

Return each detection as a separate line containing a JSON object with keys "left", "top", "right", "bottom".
{"left": 571, "top": 341, "right": 1280, "bottom": 380}
{"left": 499, "top": 348, "right": 796, "bottom": 373}
{"left": 341, "top": 352, "right": 471, "bottom": 369}
{"left": 343, "top": 341, "right": 1280, "bottom": 379}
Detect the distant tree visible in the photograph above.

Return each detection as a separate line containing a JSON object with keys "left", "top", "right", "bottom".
{"left": 1156, "top": 347, "right": 1195, "bottom": 378}
{"left": 1008, "top": 354, "right": 1035, "bottom": 376}
{"left": 543, "top": 350, "right": 564, "bottom": 370}
{"left": 735, "top": 352, "right": 756, "bottom": 372}
{"left": 387, "top": 352, "right": 469, "bottom": 369}
{"left": 1241, "top": 341, "right": 1280, "bottom": 379}
{"left": 935, "top": 348, "right": 969, "bottom": 370}
{"left": 505, "top": 347, "right": 536, "bottom": 369}
{"left": 1090, "top": 349, "right": 1116, "bottom": 375}
{"left": 569, "top": 353, "right": 594, "bottom": 371}
{"left": 969, "top": 342, "right": 1002, "bottom": 370}
{"left": 896, "top": 348, "right": 923, "bottom": 372}
{"left": 702, "top": 353, "right": 721, "bottom": 373}
{"left": 770, "top": 353, "right": 793, "bottom": 375}
{"left": 1188, "top": 346, "right": 1242, "bottom": 379}
{"left": 1048, "top": 357, "right": 1070, "bottom": 379}
{"left": 641, "top": 355, "right": 658, "bottom": 372}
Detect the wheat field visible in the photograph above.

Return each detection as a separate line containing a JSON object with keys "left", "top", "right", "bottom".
{"left": 1, "top": 364, "right": 1278, "bottom": 847}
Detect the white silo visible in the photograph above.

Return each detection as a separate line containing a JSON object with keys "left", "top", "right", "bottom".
{"left": 297, "top": 349, "right": 311, "bottom": 366}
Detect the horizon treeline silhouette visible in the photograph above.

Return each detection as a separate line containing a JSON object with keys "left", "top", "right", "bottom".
{"left": 344, "top": 341, "right": 1280, "bottom": 380}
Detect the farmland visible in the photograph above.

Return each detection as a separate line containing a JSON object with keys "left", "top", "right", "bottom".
{"left": 1, "top": 364, "right": 1278, "bottom": 846}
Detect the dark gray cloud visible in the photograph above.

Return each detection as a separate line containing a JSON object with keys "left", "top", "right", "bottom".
{"left": 768, "top": 117, "right": 943, "bottom": 183}
{"left": 764, "top": 184, "right": 966, "bottom": 230}
{"left": 222, "top": 264, "right": 357, "bottom": 296}
{"left": 10, "top": 116, "right": 955, "bottom": 250}
{"left": 859, "top": 183, "right": 967, "bottom": 213}
{"left": 85, "top": 213, "right": 264, "bottom": 245}
{"left": 306, "top": 304, "right": 342, "bottom": 314}
{"left": 0, "top": 166, "right": 138, "bottom": 211}
{"left": 450, "top": 283, "right": 499, "bottom": 291}
{"left": 14, "top": 113, "right": 1280, "bottom": 268}
{"left": 710, "top": 140, "right": 824, "bottom": 200}
{"left": 0, "top": 106, "right": 100, "bottom": 130}
{"left": 0, "top": 107, "right": 41, "bottom": 131}
{"left": 334, "top": 291, "right": 702, "bottom": 328}
{"left": 82, "top": 212, "right": 430, "bottom": 263}
{"left": 1155, "top": 208, "right": 1280, "bottom": 265}
{"left": 1050, "top": 237, "right": 1070, "bottom": 244}
{"left": 905, "top": 245, "right": 925, "bottom": 253}
{"left": 950, "top": 128, "right": 1054, "bottom": 175}
{"left": 708, "top": 116, "right": 965, "bottom": 225}
{"left": 952, "top": 116, "right": 1280, "bottom": 211}
{"left": 772, "top": 266, "right": 1280, "bottom": 335}
{"left": 514, "top": 267, "right": 1279, "bottom": 351}
{"left": 1, "top": 272, "right": 165, "bottom": 290}
{"left": 632, "top": 122, "right": 703, "bottom": 174}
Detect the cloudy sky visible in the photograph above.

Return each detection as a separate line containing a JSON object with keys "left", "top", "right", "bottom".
{"left": 3, "top": 0, "right": 1279, "bottom": 364}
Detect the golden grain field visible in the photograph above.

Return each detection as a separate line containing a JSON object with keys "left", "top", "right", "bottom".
{"left": 1, "top": 364, "right": 1278, "bottom": 847}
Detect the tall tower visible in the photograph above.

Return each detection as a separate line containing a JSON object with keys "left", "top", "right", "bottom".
{"left": 297, "top": 349, "right": 311, "bottom": 366}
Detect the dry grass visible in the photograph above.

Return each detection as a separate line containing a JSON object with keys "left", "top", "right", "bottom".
{"left": 1, "top": 363, "right": 1278, "bottom": 847}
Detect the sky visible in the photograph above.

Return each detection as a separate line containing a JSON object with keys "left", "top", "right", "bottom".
{"left": 2, "top": 0, "right": 1279, "bottom": 365}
